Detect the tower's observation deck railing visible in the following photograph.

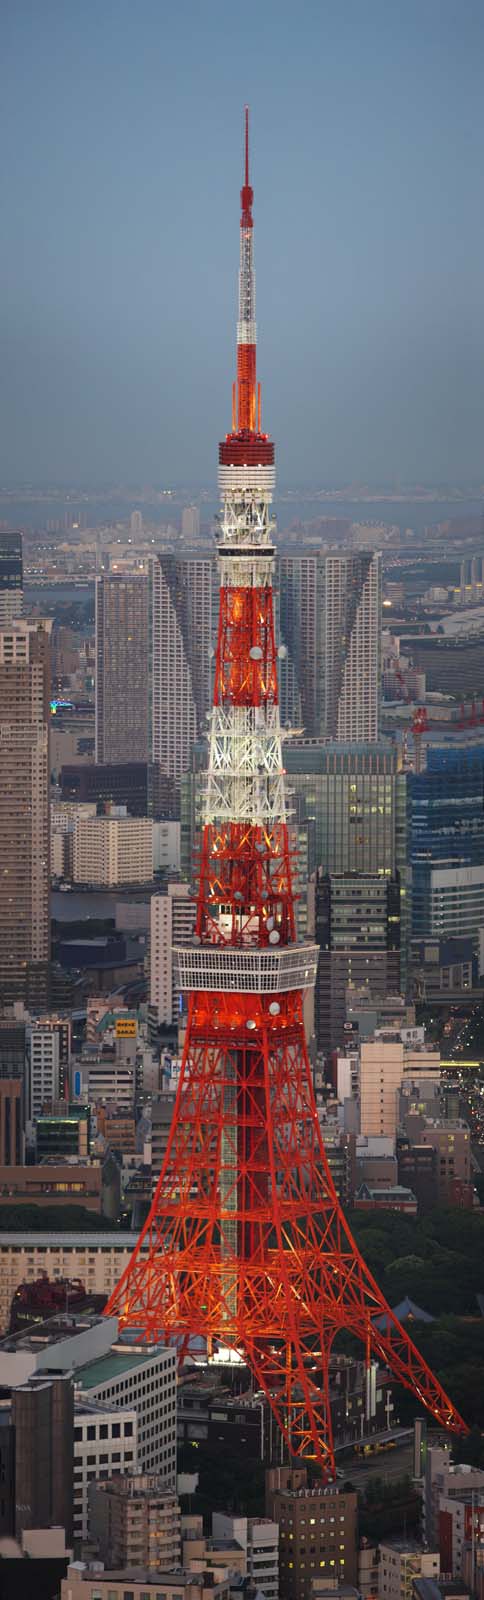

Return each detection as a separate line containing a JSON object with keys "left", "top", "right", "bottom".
{"left": 173, "top": 942, "right": 319, "bottom": 994}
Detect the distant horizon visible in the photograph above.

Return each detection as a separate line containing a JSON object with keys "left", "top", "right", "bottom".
{"left": 1, "top": 480, "right": 484, "bottom": 498}
{"left": 2, "top": 3, "right": 484, "bottom": 486}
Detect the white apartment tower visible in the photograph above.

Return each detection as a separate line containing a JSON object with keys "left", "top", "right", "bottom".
{"left": 73, "top": 815, "right": 154, "bottom": 886}
{"left": 324, "top": 551, "right": 381, "bottom": 740}
{"left": 149, "top": 555, "right": 216, "bottom": 782}
{"left": 150, "top": 883, "right": 197, "bottom": 1025}
{"left": 26, "top": 1022, "right": 61, "bottom": 1125}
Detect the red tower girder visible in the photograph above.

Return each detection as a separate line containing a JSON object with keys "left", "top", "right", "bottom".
{"left": 105, "top": 109, "right": 468, "bottom": 1477}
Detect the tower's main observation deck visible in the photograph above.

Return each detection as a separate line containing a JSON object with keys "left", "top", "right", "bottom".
{"left": 105, "top": 111, "right": 468, "bottom": 1478}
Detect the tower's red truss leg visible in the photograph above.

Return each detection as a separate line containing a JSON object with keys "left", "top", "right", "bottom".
{"left": 106, "top": 991, "right": 468, "bottom": 1478}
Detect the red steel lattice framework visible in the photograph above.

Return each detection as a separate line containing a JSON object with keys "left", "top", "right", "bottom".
{"left": 105, "top": 110, "right": 468, "bottom": 1476}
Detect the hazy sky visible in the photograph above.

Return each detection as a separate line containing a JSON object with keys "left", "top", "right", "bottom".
{"left": 1, "top": 0, "right": 484, "bottom": 487}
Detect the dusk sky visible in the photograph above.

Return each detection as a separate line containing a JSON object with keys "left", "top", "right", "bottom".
{"left": 1, "top": 0, "right": 484, "bottom": 488}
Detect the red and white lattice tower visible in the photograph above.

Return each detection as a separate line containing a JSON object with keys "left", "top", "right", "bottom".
{"left": 105, "top": 111, "right": 468, "bottom": 1476}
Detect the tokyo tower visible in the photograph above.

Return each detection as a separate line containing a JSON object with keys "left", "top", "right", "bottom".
{"left": 105, "top": 111, "right": 468, "bottom": 1477}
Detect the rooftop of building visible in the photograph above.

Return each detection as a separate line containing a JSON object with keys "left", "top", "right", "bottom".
{"left": 413, "top": 1582, "right": 469, "bottom": 1600}
{"left": 356, "top": 1185, "right": 417, "bottom": 1200}
{"left": 270, "top": 1483, "right": 350, "bottom": 1501}
{"left": 93, "top": 1473, "right": 179, "bottom": 1500}
{"left": 0, "top": 1311, "right": 109, "bottom": 1353}
{"left": 0, "top": 1230, "right": 142, "bottom": 1245}
{"left": 67, "top": 1565, "right": 229, "bottom": 1588}
{"left": 76, "top": 1342, "right": 173, "bottom": 1389}
{"left": 379, "top": 1539, "right": 436, "bottom": 1554}
{"left": 75, "top": 1396, "right": 137, "bottom": 1418}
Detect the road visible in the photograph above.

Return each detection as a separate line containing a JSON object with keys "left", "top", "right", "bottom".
{"left": 338, "top": 1441, "right": 414, "bottom": 1490}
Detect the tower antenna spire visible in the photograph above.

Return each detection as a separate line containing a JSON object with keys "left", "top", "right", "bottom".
{"left": 240, "top": 104, "right": 253, "bottom": 230}
{"left": 245, "top": 104, "right": 249, "bottom": 189}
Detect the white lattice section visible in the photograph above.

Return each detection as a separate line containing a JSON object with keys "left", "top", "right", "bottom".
{"left": 206, "top": 704, "right": 286, "bottom": 825}
{"left": 173, "top": 942, "right": 319, "bottom": 994}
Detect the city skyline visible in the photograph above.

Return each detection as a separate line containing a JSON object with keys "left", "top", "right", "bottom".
{"left": 2, "top": 1, "right": 484, "bottom": 488}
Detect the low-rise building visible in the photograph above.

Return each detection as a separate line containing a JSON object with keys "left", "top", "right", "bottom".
{"left": 266, "top": 1467, "right": 358, "bottom": 1600}
{"left": 377, "top": 1542, "right": 439, "bottom": 1600}
{"left": 212, "top": 1513, "right": 279, "bottom": 1600}
{"left": 74, "top": 1398, "right": 138, "bottom": 1543}
{"left": 62, "top": 1565, "right": 231, "bottom": 1600}
{"left": 0, "top": 1160, "right": 103, "bottom": 1213}
{"left": 90, "top": 1473, "right": 181, "bottom": 1571}
{"left": 0, "top": 1231, "right": 147, "bottom": 1333}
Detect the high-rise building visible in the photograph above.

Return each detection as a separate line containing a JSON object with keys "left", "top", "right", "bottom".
{"left": 323, "top": 551, "right": 381, "bottom": 740}
{"left": 95, "top": 572, "right": 149, "bottom": 763}
{"left": 277, "top": 554, "right": 324, "bottom": 734}
{"left": 410, "top": 742, "right": 484, "bottom": 940}
{"left": 312, "top": 870, "right": 401, "bottom": 1057}
{"left": 284, "top": 739, "right": 399, "bottom": 876}
{"left": 26, "top": 1022, "right": 61, "bottom": 1124}
{"left": 0, "top": 531, "right": 23, "bottom": 622}
{"left": 150, "top": 883, "right": 197, "bottom": 1027}
{"left": 181, "top": 505, "right": 201, "bottom": 540}
{"left": 149, "top": 555, "right": 216, "bottom": 781}
{"left": 0, "top": 619, "right": 51, "bottom": 1004}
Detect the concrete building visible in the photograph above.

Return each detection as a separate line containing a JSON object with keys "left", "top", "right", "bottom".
{"left": 399, "top": 1117, "right": 472, "bottom": 1207}
{"left": 423, "top": 1447, "right": 484, "bottom": 1548}
{"left": 323, "top": 552, "right": 381, "bottom": 741}
{"left": 61, "top": 760, "right": 177, "bottom": 820}
{"left": 26, "top": 1021, "right": 61, "bottom": 1123}
{"left": 0, "top": 1080, "right": 23, "bottom": 1164}
{"left": 439, "top": 1489, "right": 484, "bottom": 1579}
{"left": 74, "top": 1397, "right": 138, "bottom": 1543}
{"left": 266, "top": 1467, "right": 358, "bottom": 1600}
{"left": 312, "top": 872, "right": 401, "bottom": 1058}
{"left": 277, "top": 554, "right": 324, "bottom": 735}
{"left": 62, "top": 1565, "right": 231, "bottom": 1600}
{"left": 0, "top": 619, "right": 51, "bottom": 1003}
{"left": 0, "top": 1232, "right": 148, "bottom": 1334}
{"left": 73, "top": 815, "right": 154, "bottom": 886}
{"left": 150, "top": 555, "right": 216, "bottom": 782}
{"left": 377, "top": 1543, "right": 440, "bottom": 1600}
{"left": 0, "top": 1311, "right": 176, "bottom": 1519}
{"left": 0, "top": 530, "right": 23, "bottom": 622}
{"left": 360, "top": 1037, "right": 406, "bottom": 1139}
{"left": 12, "top": 1370, "right": 74, "bottom": 1543}
{"left": 90, "top": 1473, "right": 181, "bottom": 1571}
{"left": 150, "top": 883, "right": 197, "bottom": 1026}
{"left": 181, "top": 506, "right": 201, "bottom": 540}
{"left": 212, "top": 1514, "right": 278, "bottom": 1600}
{"left": 75, "top": 1054, "right": 136, "bottom": 1110}
{"left": 153, "top": 820, "right": 181, "bottom": 872}
{"left": 95, "top": 572, "right": 149, "bottom": 763}
{"left": 360, "top": 1035, "right": 440, "bottom": 1139}
{"left": 75, "top": 1339, "right": 177, "bottom": 1482}
{"left": 0, "top": 1161, "right": 102, "bottom": 1213}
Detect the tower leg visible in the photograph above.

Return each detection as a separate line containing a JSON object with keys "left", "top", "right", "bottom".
{"left": 243, "top": 1330, "right": 336, "bottom": 1479}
